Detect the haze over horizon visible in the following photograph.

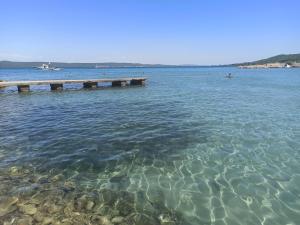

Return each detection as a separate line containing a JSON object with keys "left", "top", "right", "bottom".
{"left": 1, "top": 0, "right": 299, "bottom": 65}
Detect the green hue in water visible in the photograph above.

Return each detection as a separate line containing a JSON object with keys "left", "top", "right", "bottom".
{"left": 0, "top": 67, "right": 300, "bottom": 224}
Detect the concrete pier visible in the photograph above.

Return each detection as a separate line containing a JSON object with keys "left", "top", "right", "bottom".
{"left": 0, "top": 77, "right": 146, "bottom": 93}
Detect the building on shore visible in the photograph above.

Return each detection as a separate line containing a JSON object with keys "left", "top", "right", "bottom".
{"left": 291, "top": 62, "right": 300, "bottom": 67}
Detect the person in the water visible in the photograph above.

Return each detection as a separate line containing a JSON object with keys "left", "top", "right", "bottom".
{"left": 226, "top": 73, "right": 233, "bottom": 78}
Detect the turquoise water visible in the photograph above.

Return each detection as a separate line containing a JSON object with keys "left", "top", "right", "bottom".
{"left": 0, "top": 67, "right": 300, "bottom": 225}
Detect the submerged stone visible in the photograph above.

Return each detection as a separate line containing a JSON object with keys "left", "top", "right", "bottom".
{"left": 0, "top": 196, "right": 18, "bottom": 216}
{"left": 118, "top": 190, "right": 134, "bottom": 203}
{"left": 15, "top": 184, "right": 39, "bottom": 197}
{"left": 19, "top": 204, "right": 37, "bottom": 215}
{"left": 17, "top": 216, "right": 33, "bottom": 225}
{"left": 86, "top": 200, "right": 94, "bottom": 211}
{"left": 159, "top": 213, "right": 177, "bottom": 225}
{"left": 0, "top": 205, "right": 17, "bottom": 217}
{"left": 115, "top": 200, "right": 134, "bottom": 216}
{"left": 37, "top": 176, "right": 49, "bottom": 184}
{"left": 98, "top": 205, "right": 112, "bottom": 216}
{"left": 127, "top": 213, "right": 159, "bottom": 225}
{"left": 63, "top": 201, "right": 75, "bottom": 216}
{"left": 29, "top": 197, "right": 41, "bottom": 206}
{"left": 75, "top": 195, "right": 88, "bottom": 211}
{"left": 61, "top": 218, "right": 73, "bottom": 225}
{"left": 110, "top": 209, "right": 120, "bottom": 217}
{"left": 42, "top": 217, "right": 53, "bottom": 225}
{"left": 111, "top": 216, "right": 124, "bottom": 224}
{"left": 9, "top": 166, "right": 20, "bottom": 176}
{"left": 63, "top": 181, "right": 76, "bottom": 192}
{"left": 51, "top": 174, "right": 65, "bottom": 182}
{"left": 91, "top": 215, "right": 113, "bottom": 225}
{"left": 33, "top": 211, "right": 44, "bottom": 222}
{"left": 3, "top": 221, "right": 13, "bottom": 225}
{"left": 46, "top": 203, "right": 61, "bottom": 214}
{"left": 9, "top": 166, "right": 30, "bottom": 176}
{"left": 100, "top": 189, "right": 117, "bottom": 205}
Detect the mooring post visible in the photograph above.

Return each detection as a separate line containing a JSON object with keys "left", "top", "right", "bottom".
{"left": 112, "top": 80, "right": 127, "bottom": 87}
{"left": 83, "top": 82, "right": 98, "bottom": 89}
{"left": 50, "top": 83, "right": 63, "bottom": 91}
{"left": 17, "top": 85, "right": 30, "bottom": 92}
{"left": 130, "top": 79, "right": 145, "bottom": 85}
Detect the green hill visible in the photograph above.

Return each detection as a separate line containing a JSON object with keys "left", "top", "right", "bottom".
{"left": 235, "top": 54, "right": 300, "bottom": 66}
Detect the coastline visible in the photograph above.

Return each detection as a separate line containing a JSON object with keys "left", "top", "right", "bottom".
{"left": 238, "top": 62, "right": 300, "bottom": 69}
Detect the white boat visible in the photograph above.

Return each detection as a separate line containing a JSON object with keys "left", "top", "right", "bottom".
{"left": 36, "top": 62, "right": 62, "bottom": 71}
{"left": 37, "top": 63, "right": 50, "bottom": 70}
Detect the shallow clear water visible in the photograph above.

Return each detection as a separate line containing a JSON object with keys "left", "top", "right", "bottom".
{"left": 0, "top": 67, "right": 300, "bottom": 225}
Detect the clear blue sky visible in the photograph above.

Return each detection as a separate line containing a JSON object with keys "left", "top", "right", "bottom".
{"left": 0, "top": 0, "right": 299, "bottom": 65}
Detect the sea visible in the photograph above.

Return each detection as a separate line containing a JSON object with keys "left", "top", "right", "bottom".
{"left": 0, "top": 67, "right": 300, "bottom": 225}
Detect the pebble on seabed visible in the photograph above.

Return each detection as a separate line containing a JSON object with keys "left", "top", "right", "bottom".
{"left": 16, "top": 216, "right": 33, "bottom": 225}
{"left": 63, "top": 181, "right": 76, "bottom": 191}
{"left": 0, "top": 196, "right": 19, "bottom": 217}
{"left": 9, "top": 167, "right": 20, "bottom": 175}
{"left": 42, "top": 217, "right": 53, "bottom": 225}
{"left": 86, "top": 200, "right": 95, "bottom": 211}
{"left": 9, "top": 166, "right": 29, "bottom": 176}
{"left": 111, "top": 216, "right": 124, "bottom": 224}
{"left": 1, "top": 166, "right": 182, "bottom": 225}
{"left": 18, "top": 204, "right": 37, "bottom": 215}
{"left": 51, "top": 174, "right": 65, "bottom": 182}
{"left": 92, "top": 215, "right": 113, "bottom": 225}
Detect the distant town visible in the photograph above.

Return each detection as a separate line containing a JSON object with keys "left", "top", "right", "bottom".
{"left": 239, "top": 62, "right": 300, "bottom": 69}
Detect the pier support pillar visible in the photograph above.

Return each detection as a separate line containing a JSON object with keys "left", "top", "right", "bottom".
{"left": 112, "top": 81, "right": 127, "bottom": 87}
{"left": 83, "top": 82, "right": 98, "bottom": 89}
{"left": 130, "top": 79, "right": 145, "bottom": 86}
{"left": 0, "top": 80, "right": 5, "bottom": 89}
{"left": 50, "top": 83, "right": 63, "bottom": 91}
{"left": 17, "top": 85, "right": 30, "bottom": 92}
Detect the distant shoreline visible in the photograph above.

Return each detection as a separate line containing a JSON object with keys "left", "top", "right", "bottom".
{"left": 1, "top": 53, "right": 299, "bottom": 69}
{"left": 0, "top": 62, "right": 225, "bottom": 69}
{"left": 238, "top": 62, "right": 300, "bottom": 69}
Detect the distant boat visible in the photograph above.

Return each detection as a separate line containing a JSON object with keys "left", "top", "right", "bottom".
{"left": 35, "top": 62, "right": 62, "bottom": 71}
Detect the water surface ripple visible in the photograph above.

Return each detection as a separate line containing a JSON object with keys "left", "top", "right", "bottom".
{"left": 0, "top": 68, "right": 300, "bottom": 225}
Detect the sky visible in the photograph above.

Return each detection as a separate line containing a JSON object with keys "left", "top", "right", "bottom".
{"left": 0, "top": 0, "right": 299, "bottom": 65}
